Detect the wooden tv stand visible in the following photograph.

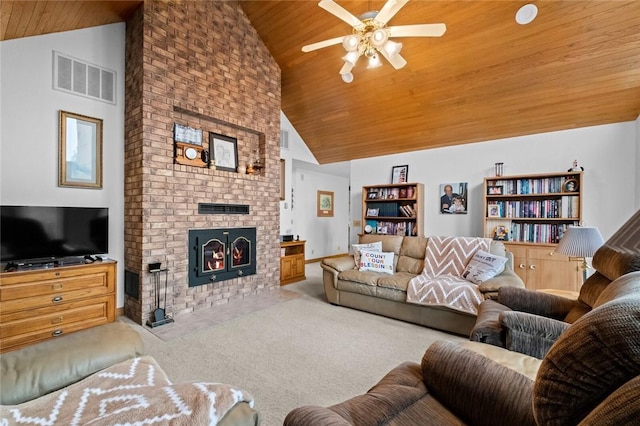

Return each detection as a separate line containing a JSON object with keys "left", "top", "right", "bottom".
{"left": 0, "top": 260, "right": 116, "bottom": 353}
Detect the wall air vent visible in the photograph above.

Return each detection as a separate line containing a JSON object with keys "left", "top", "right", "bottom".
{"left": 53, "top": 51, "right": 116, "bottom": 104}
{"left": 198, "top": 203, "right": 250, "bottom": 215}
{"left": 280, "top": 129, "right": 289, "bottom": 150}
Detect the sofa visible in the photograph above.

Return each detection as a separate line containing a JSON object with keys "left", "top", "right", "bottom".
{"left": 284, "top": 270, "right": 640, "bottom": 425}
{"left": 321, "top": 234, "right": 525, "bottom": 336}
{"left": 471, "top": 243, "right": 640, "bottom": 358}
{"left": 0, "top": 322, "right": 260, "bottom": 426}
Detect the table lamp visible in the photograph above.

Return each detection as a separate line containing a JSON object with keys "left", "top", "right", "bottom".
{"left": 555, "top": 226, "right": 605, "bottom": 282}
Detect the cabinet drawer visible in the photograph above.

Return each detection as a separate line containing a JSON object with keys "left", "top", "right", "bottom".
{"left": 0, "top": 316, "right": 111, "bottom": 353}
{"left": 0, "top": 295, "right": 114, "bottom": 339}
{"left": 527, "top": 247, "right": 570, "bottom": 262}
{"left": 1, "top": 270, "right": 112, "bottom": 302}
{"left": 0, "top": 283, "right": 113, "bottom": 313}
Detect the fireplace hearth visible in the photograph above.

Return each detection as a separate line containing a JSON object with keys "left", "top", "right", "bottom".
{"left": 188, "top": 227, "right": 256, "bottom": 286}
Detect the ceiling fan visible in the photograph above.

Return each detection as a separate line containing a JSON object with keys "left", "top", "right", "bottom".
{"left": 302, "top": 0, "right": 446, "bottom": 83}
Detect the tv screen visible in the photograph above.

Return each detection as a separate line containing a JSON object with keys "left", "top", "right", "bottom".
{"left": 1, "top": 206, "right": 108, "bottom": 263}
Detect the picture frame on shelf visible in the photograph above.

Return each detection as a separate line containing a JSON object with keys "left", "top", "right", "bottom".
{"left": 174, "top": 123, "right": 203, "bottom": 146}
{"left": 562, "top": 178, "right": 579, "bottom": 193}
{"left": 493, "top": 225, "right": 509, "bottom": 241}
{"left": 487, "top": 203, "right": 501, "bottom": 218}
{"left": 317, "top": 190, "right": 334, "bottom": 217}
{"left": 366, "top": 208, "right": 380, "bottom": 217}
{"left": 391, "top": 165, "right": 408, "bottom": 184}
{"left": 210, "top": 132, "right": 238, "bottom": 172}
{"left": 487, "top": 185, "right": 503, "bottom": 195}
{"left": 59, "top": 110, "right": 103, "bottom": 189}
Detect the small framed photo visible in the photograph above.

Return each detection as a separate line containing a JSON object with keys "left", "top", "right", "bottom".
{"left": 317, "top": 190, "right": 334, "bottom": 217}
{"left": 487, "top": 185, "right": 503, "bottom": 195}
{"left": 391, "top": 165, "right": 408, "bottom": 184}
{"left": 493, "top": 225, "right": 509, "bottom": 241}
{"left": 366, "top": 208, "right": 380, "bottom": 217}
{"left": 562, "top": 178, "right": 579, "bottom": 193}
{"left": 487, "top": 203, "right": 501, "bottom": 218}
{"left": 59, "top": 110, "right": 103, "bottom": 188}
{"left": 210, "top": 133, "right": 238, "bottom": 172}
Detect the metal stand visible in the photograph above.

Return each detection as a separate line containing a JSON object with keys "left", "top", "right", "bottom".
{"left": 146, "top": 268, "right": 174, "bottom": 328}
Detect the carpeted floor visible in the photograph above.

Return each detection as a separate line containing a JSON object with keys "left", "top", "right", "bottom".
{"left": 121, "top": 262, "right": 465, "bottom": 425}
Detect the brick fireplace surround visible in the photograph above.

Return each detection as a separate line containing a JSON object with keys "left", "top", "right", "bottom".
{"left": 123, "top": 1, "right": 282, "bottom": 325}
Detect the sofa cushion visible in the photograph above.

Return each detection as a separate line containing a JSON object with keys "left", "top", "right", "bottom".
{"left": 396, "top": 236, "right": 428, "bottom": 274}
{"left": 377, "top": 272, "right": 417, "bottom": 292}
{"left": 591, "top": 245, "right": 640, "bottom": 281}
{"left": 359, "top": 250, "right": 394, "bottom": 274}
{"left": 338, "top": 269, "right": 382, "bottom": 286}
{"left": 359, "top": 234, "right": 404, "bottom": 255}
{"left": 352, "top": 241, "right": 382, "bottom": 269}
{"left": 462, "top": 250, "right": 508, "bottom": 284}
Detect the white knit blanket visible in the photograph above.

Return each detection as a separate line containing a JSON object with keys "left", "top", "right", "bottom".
{"left": 406, "top": 236, "right": 492, "bottom": 315}
{"left": 0, "top": 356, "right": 254, "bottom": 426}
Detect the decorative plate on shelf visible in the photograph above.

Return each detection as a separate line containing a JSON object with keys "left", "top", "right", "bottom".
{"left": 184, "top": 147, "right": 198, "bottom": 160}
{"left": 364, "top": 224, "right": 373, "bottom": 234}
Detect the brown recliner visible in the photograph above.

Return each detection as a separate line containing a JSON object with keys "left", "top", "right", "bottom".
{"left": 469, "top": 244, "right": 640, "bottom": 358}
{"left": 284, "top": 272, "right": 640, "bottom": 426}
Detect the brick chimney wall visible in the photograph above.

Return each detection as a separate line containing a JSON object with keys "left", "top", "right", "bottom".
{"left": 124, "top": 1, "right": 282, "bottom": 324}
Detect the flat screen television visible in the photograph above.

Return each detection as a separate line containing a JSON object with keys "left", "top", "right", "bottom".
{"left": 1, "top": 206, "right": 108, "bottom": 264}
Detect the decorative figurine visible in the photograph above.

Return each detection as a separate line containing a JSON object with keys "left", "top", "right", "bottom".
{"left": 568, "top": 160, "right": 584, "bottom": 172}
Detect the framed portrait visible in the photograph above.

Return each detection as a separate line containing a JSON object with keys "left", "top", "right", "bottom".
{"left": 280, "top": 159, "right": 285, "bottom": 200}
{"left": 210, "top": 133, "right": 238, "bottom": 172}
{"left": 174, "top": 123, "right": 202, "bottom": 146}
{"left": 487, "top": 185, "right": 503, "bottom": 195}
{"left": 391, "top": 165, "right": 408, "bottom": 184}
{"left": 59, "top": 110, "right": 103, "bottom": 189}
{"left": 562, "top": 178, "right": 579, "bottom": 193}
{"left": 440, "top": 182, "right": 468, "bottom": 214}
{"left": 317, "top": 190, "right": 334, "bottom": 217}
{"left": 487, "top": 203, "right": 501, "bottom": 218}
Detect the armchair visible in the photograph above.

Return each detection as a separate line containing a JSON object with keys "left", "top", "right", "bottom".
{"left": 470, "top": 244, "right": 640, "bottom": 358}
{"left": 284, "top": 272, "right": 640, "bottom": 425}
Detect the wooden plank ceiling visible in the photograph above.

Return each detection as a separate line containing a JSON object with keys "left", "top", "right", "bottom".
{"left": 3, "top": 1, "right": 639, "bottom": 164}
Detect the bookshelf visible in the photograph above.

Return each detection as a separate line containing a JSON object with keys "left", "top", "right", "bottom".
{"left": 362, "top": 182, "right": 424, "bottom": 236}
{"left": 483, "top": 171, "right": 583, "bottom": 291}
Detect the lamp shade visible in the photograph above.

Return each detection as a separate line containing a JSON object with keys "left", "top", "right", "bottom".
{"left": 555, "top": 226, "right": 604, "bottom": 258}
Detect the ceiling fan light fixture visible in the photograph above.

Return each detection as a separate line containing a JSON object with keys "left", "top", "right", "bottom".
{"left": 343, "top": 51, "right": 360, "bottom": 66}
{"left": 382, "top": 40, "right": 402, "bottom": 58}
{"left": 371, "top": 28, "right": 389, "bottom": 47}
{"left": 516, "top": 4, "right": 538, "bottom": 25}
{"left": 341, "top": 72, "right": 354, "bottom": 83}
{"left": 367, "top": 53, "right": 382, "bottom": 69}
{"left": 342, "top": 34, "right": 361, "bottom": 51}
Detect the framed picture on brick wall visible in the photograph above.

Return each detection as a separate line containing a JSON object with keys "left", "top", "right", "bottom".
{"left": 210, "top": 133, "right": 238, "bottom": 172}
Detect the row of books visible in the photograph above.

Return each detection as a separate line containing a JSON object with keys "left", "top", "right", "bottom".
{"left": 487, "top": 197, "right": 579, "bottom": 219}
{"left": 488, "top": 176, "right": 577, "bottom": 195}
{"left": 367, "top": 186, "right": 416, "bottom": 200}
{"left": 366, "top": 220, "right": 417, "bottom": 236}
{"left": 366, "top": 202, "right": 417, "bottom": 218}
{"left": 509, "top": 223, "right": 571, "bottom": 244}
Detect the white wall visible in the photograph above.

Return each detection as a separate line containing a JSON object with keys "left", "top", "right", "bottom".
{"left": 350, "top": 122, "right": 638, "bottom": 245}
{"left": 0, "top": 25, "right": 126, "bottom": 304}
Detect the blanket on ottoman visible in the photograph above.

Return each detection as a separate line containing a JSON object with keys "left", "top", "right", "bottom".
{"left": 0, "top": 356, "right": 254, "bottom": 425}
{"left": 406, "top": 236, "right": 491, "bottom": 315}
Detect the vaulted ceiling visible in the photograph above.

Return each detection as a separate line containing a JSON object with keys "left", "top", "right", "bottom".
{"left": 3, "top": 1, "right": 639, "bottom": 164}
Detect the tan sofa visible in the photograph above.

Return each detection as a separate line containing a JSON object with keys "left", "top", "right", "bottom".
{"left": 1, "top": 322, "right": 260, "bottom": 426}
{"left": 321, "top": 234, "right": 525, "bottom": 336}
{"left": 285, "top": 271, "right": 640, "bottom": 425}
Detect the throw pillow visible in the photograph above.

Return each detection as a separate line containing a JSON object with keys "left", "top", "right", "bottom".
{"left": 462, "top": 250, "right": 508, "bottom": 284}
{"left": 358, "top": 250, "right": 395, "bottom": 275}
{"left": 352, "top": 241, "right": 382, "bottom": 269}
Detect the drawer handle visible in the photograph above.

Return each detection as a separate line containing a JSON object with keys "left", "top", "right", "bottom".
{"left": 52, "top": 296, "right": 63, "bottom": 303}
{"left": 549, "top": 252, "right": 555, "bottom": 256}
{"left": 52, "top": 330, "right": 63, "bottom": 337}
{"left": 519, "top": 264, "right": 526, "bottom": 269}
{"left": 529, "top": 265, "right": 536, "bottom": 270}
{"left": 51, "top": 282, "right": 64, "bottom": 290}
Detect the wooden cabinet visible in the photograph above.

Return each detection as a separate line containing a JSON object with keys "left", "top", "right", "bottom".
{"left": 508, "top": 245, "right": 582, "bottom": 291}
{"left": 0, "top": 261, "right": 116, "bottom": 353}
{"left": 280, "top": 241, "right": 305, "bottom": 285}
{"left": 362, "top": 182, "right": 424, "bottom": 236}
{"left": 483, "top": 171, "right": 583, "bottom": 290}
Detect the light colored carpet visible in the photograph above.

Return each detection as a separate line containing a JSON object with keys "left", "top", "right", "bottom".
{"left": 121, "top": 262, "right": 465, "bottom": 426}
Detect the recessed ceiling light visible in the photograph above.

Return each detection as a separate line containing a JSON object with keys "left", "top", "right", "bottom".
{"left": 516, "top": 4, "right": 538, "bottom": 25}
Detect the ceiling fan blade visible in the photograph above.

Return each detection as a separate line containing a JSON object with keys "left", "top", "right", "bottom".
{"left": 388, "top": 23, "right": 447, "bottom": 38}
{"left": 302, "top": 36, "right": 345, "bottom": 52}
{"left": 318, "top": 0, "right": 363, "bottom": 28}
{"left": 379, "top": 49, "right": 407, "bottom": 70}
{"left": 374, "top": 0, "right": 409, "bottom": 26}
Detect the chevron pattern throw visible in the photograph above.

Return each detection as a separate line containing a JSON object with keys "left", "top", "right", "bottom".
{"left": 406, "top": 236, "right": 492, "bottom": 315}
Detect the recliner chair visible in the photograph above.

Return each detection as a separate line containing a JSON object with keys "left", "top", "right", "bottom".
{"left": 470, "top": 244, "right": 640, "bottom": 359}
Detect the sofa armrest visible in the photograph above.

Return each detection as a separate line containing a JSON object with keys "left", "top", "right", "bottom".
{"left": 422, "top": 341, "right": 536, "bottom": 426}
{"left": 284, "top": 406, "right": 352, "bottom": 425}
{"left": 469, "top": 299, "right": 512, "bottom": 346}
{"left": 478, "top": 267, "right": 525, "bottom": 298}
{"left": 501, "top": 311, "right": 570, "bottom": 359}
{"left": 498, "top": 286, "right": 576, "bottom": 319}
{"left": 321, "top": 256, "right": 356, "bottom": 273}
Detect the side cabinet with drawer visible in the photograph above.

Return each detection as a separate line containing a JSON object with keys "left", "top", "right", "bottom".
{"left": 0, "top": 261, "right": 116, "bottom": 353}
